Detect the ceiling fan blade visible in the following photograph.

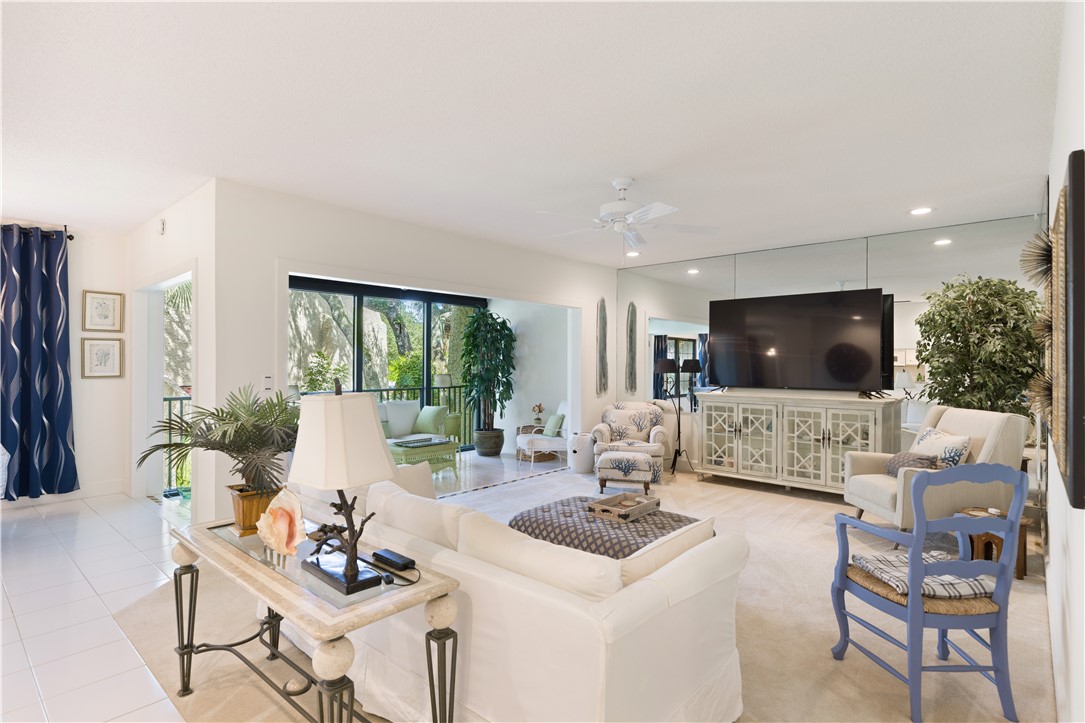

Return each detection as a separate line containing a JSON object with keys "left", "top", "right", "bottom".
{"left": 638, "top": 222, "right": 719, "bottom": 235}
{"left": 625, "top": 201, "right": 677, "bottom": 224}
{"left": 538, "top": 226, "right": 605, "bottom": 240}
{"left": 623, "top": 229, "right": 648, "bottom": 249}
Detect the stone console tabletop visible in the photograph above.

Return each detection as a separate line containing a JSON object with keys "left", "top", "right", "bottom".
{"left": 170, "top": 521, "right": 460, "bottom": 723}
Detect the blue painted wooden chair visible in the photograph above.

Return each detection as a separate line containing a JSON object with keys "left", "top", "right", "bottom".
{"left": 830, "top": 463, "right": 1028, "bottom": 722}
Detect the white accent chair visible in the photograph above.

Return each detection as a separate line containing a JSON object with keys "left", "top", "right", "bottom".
{"left": 844, "top": 405, "right": 1028, "bottom": 529}
{"left": 515, "top": 401, "right": 568, "bottom": 471}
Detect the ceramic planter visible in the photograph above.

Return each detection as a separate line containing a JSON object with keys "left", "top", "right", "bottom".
{"left": 227, "top": 484, "right": 278, "bottom": 537}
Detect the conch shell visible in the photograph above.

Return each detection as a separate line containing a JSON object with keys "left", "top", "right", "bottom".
{"left": 256, "top": 488, "right": 305, "bottom": 556}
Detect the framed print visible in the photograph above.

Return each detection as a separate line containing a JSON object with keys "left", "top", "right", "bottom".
{"left": 83, "top": 290, "right": 124, "bottom": 332}
{"left": 82, "top": 338, "right": 123, "bottom": 378}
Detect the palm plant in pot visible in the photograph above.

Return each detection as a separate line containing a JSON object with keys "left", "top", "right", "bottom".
{"left": 137, "top": 386, "right": 300, "bottom": 536}
{"left": 461, "top": 308, "right": 516, "bottom": 456}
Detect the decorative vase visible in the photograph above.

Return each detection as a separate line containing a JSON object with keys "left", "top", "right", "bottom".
{"left": 227, "top": 484, "right": 278, "bottom": 537}
{"left": 474, "top": 429, "right": 505, "bottom": 457}
{"left": 533, "top": 416, "right": 543, "bottom": 425}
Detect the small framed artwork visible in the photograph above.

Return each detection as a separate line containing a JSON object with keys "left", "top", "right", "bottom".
{"left": 83, "top": 290, "right": 124, "bottom": 332}
{"left": 82, "top": 338, "right": 123, "bottom": 378}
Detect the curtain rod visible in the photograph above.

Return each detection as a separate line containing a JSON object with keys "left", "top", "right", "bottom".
{"left": 4, "top": 223, "right": 75, "bottom": 241}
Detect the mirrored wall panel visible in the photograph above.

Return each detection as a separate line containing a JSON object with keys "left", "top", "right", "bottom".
{"left": 616, "top": 214, "right": 1043, "bottom": 400}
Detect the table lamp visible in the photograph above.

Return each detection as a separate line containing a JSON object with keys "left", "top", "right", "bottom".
{"left": 895, "top": 369, "right": 916, "bottom": 399}
{"left": 288, "top": 385, "right": 397, "bottom": 594}
{"left": 681, "top": 358, "right": 702, "bottom": 411}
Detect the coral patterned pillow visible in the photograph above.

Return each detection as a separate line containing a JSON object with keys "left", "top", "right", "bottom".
{"left": 911, "top": 428, "right": 971, "bottom": 468}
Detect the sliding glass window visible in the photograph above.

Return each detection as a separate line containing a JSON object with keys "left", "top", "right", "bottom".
{"left": 288, "top": 276, "right": 486, "bottom": 444}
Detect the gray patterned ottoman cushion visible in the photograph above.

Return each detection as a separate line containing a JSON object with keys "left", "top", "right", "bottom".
{"left": 508, "top": 496, "right": 702, "bottom": 559}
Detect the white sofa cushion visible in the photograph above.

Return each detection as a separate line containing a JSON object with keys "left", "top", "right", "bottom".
{"left": 383, "top": 400, "right": 419, "bottom": 438}
{"left": 457, "top": 511, "right": 623, "bottom": 601}
{"left": 366, "top": 480, "right": 471, "bottom": 549}
{"left": 619, "top": 516, "right": 715, "bottom": 586}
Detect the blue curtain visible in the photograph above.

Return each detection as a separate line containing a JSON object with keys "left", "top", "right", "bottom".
{"left": 1, "top": 225, "right": 80, "bottom": 500}
{"left": 652, "top": 335, "right": 668, "bottom": 399}
{"left": 697, "top": 333, "right": 710, "bottom": 386}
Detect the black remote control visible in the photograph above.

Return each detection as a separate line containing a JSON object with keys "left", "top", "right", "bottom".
{"left": 373, "top": 548, "right": 415, "bottom": 571}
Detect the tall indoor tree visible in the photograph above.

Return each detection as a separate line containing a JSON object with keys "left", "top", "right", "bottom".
{"left": 915, "top": 276, "right": 1042, "bottom": 416}
{"left": 461, "top": 309, "right": 516, "bottom": 456}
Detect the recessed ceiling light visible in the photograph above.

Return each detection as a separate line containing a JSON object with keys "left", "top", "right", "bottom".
{"left": 625, "top": 251, "right": 640, "bottom": 257}
{"left": 852, "top": 315, "right": 862, "bottom": 320}
{"left": 910, "top": 207, "right": 933, "bottom": 216}
{"left": 766, "top": 348, "right": 777, "bottom": 356}
{"left": 933, "top": 238, "right": 952, "bottom": 246}
{"left": 687, "top": 268, "right": 700, "bottom": 275}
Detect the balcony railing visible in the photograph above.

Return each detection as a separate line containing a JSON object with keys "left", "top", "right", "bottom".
{"left": 363, "top": 384, "right": 475, "bottom": 448}
{"left": 162, "top": 395, "right": 192, "bottom": 496}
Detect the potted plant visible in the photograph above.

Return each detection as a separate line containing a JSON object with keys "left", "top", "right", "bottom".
{"left": 915, "top": 275, "right": 1042, "bottom": 416}
{"left": 137, "top": 385, "right": 300, "bottom": 536}
{"left": 461, "top": 308, "right": 516, "bottom": 456}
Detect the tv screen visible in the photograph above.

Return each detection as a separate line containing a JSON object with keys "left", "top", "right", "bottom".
{"left": 708, "top": 289, "right": 892, "bottom": 392}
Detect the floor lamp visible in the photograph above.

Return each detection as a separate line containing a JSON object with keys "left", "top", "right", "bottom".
{"left": 655, "top": 358, "right": 694, "bottom": 474}
{"left": 682, "top": 358, "right": 702, "bottom": 411}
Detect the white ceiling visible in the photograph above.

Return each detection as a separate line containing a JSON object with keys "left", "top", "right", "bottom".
{"left": 2, "top": 3, "right": 1062, "bottom": 268}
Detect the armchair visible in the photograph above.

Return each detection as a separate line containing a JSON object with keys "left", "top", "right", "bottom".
{"left": 844, "top": 405, "right": 1028, "bottom": 529}
{"left": 591, "top": 402, "right": 667, "bottom": 464}
{"left": 515, "top": 401, "right": 568, "bottom": 471}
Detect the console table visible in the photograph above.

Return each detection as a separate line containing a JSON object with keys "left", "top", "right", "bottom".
{"left": 170, "top": 521, "right": 460, "bottom": 722}
{"left": 696, "top": 389, "right": 901, "bottom": 494}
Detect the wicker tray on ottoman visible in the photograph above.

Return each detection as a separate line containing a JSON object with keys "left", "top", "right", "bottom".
{"left": 587, "top": 493, "right": 661, "bottom": 522}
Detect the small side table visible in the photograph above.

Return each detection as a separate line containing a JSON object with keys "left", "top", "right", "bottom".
{"left": 959, "top": 507, "right": 1034, "bottom": 580}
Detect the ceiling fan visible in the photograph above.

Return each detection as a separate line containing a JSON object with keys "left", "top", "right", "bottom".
{"left": 538, "top": 177, "right": 718, "bottom": 253}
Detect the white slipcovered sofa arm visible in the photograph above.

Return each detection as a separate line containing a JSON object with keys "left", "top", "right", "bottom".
{"left": 649, "top": 425, "right": 667, "bottom": 446}
{"left": 591, "top": 423, "right": 610, "bottom": 444}
{"left": 844, "top": 451, "right": 892, "bottom": 478}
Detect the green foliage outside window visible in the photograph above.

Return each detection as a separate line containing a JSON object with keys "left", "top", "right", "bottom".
{"left": 915, "top": 276, "right": 1041, "bottom": 416}
{"left": 389, "top": 351, "right": 424, "bottom": 388}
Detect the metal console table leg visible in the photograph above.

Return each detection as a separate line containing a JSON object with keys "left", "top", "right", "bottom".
{"left": 424, "top": 596, "right": 459, "bottom": 723}
{"left": 172, "top": 544, "right": 200, "bottom": 697}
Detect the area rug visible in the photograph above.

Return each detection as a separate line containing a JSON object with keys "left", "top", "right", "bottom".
{"left": 116, "top": 470, "right": 1057, "bottom": 722}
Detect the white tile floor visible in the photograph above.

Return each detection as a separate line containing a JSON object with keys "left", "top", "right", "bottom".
{"left": 0, "top": 452, "right": 558, "bottom": 722}
{"left": 1, "top": 495, "right": 184, "bottom": 722}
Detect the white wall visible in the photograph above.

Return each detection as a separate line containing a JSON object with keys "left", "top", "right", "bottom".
{"left": 66, "top": 230, "right": 131, "bottom": 500}
{"left": 125, "top": 180, "right": 218, "bottom": 522}
{"left": 616, "top": 270, "right": 715, "bottom": 402}
{"left": 1044, "top": 3, "right": 1084, "bottom": 720}
{"left": 208, "top": 179, "right": 615, "bottom": 516}
{"left": 489, "top": 299, "right": 569, "bottom": 453}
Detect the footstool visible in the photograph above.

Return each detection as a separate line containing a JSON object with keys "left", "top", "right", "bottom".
{"left": 596, "top": 450, "right": 659, "bottom": 494}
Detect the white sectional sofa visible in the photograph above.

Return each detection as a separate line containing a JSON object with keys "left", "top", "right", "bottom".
{"left": 285, "top": 480, "right": 750, "bottom": 722}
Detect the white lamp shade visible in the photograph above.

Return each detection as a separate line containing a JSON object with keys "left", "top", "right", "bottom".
{"left": 288, "top": 393, "right": 397, "bottom": 491}
{"left": 895, "top": 369, "right": 915, "bottom": 390}
{"left": 434, "top": 373, "right": 452, "bottom": 388}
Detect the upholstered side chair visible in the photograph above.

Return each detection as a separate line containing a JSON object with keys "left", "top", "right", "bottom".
{"left": 844, "top": 405, "right": 1028, "bottom": 530}
{"left": 591, "top": 402, "right": 667, "bottom": 465}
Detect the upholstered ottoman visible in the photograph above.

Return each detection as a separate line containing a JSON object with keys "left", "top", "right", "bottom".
{"left": 596, "top": 450, "right": 660, "bottom": 494}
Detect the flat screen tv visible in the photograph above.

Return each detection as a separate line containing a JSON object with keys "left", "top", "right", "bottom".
{"left": 708, "top": 289, "right": 893, "bottom": 392}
